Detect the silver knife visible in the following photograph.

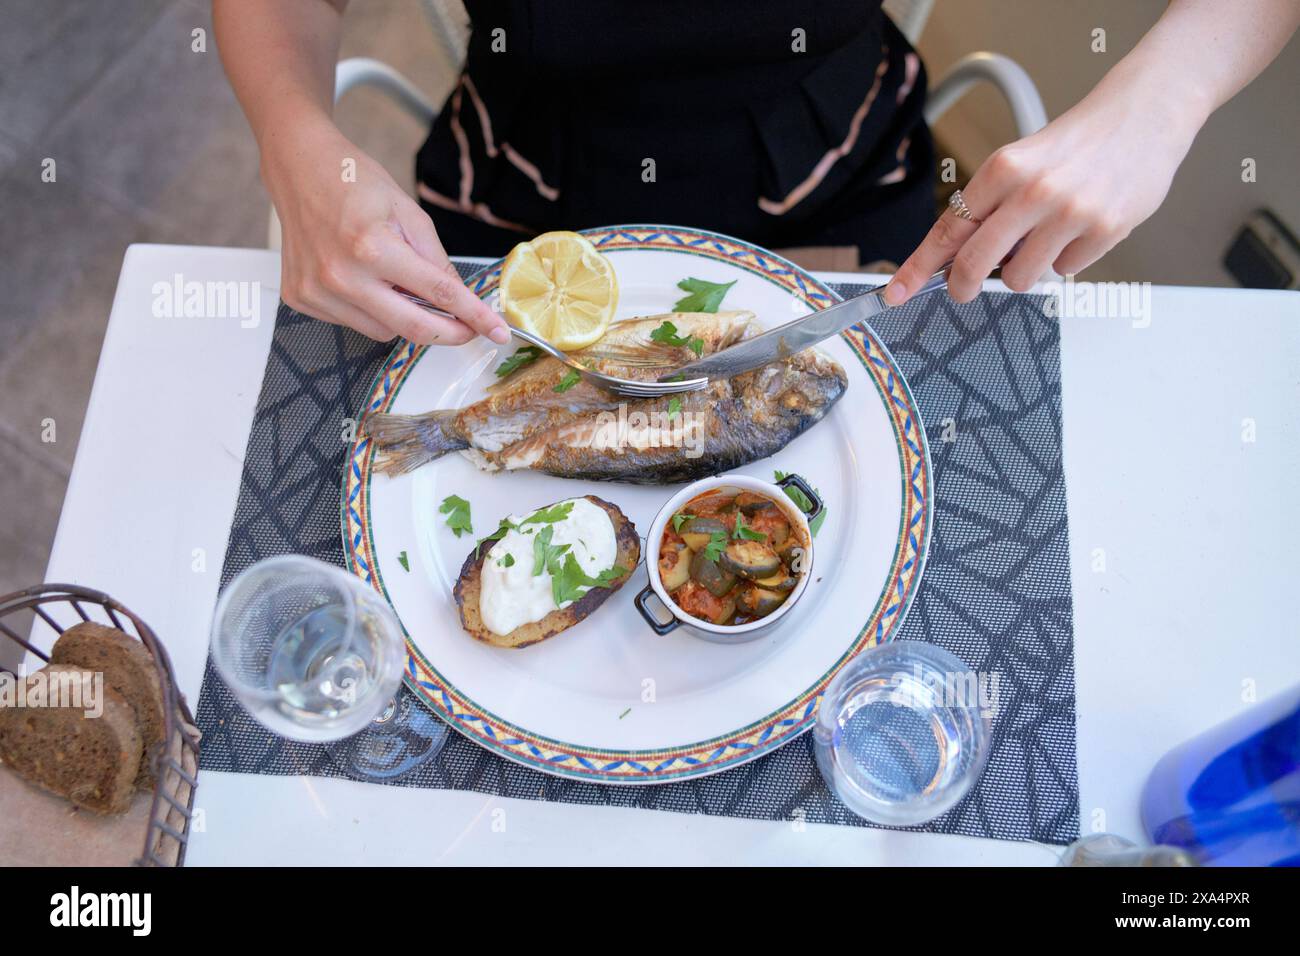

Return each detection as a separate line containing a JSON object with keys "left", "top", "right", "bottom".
{"left": 660, "top": 265, "right": 952, "bottom": 383}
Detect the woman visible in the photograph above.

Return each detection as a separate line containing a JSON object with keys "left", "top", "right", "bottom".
{"left": 213, "top": 0, "right": 1300, "bottom": 345}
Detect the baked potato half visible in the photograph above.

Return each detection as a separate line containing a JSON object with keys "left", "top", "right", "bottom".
{"left": 452, "top": 495, "right": 641, "bottom": 648}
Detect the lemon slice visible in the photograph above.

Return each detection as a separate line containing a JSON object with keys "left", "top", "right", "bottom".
{"left": 499, "top": 231, "right": 619, "bottom": 350}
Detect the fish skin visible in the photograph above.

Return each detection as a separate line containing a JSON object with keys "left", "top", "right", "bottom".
{"left": 363, "top": 312, "right": 753, "bottom": 472}
{"left": 489, "top": 353, "right": 848, "bottom": 484}
{"left": 364, "top": 311, "right": 847, "bottom": 482}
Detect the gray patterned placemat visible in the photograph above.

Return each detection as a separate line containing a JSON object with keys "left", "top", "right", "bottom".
{"left": 195, "top": 263, "right": 1079, "bottom": 845}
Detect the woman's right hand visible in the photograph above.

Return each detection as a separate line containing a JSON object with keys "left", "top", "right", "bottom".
{"left": 262, "top": 117, "right": 510, "bottom": 345}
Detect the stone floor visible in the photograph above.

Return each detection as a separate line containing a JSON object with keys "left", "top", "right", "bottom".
{"left": 0, "top": 0, "right": 458, "bottom": 595}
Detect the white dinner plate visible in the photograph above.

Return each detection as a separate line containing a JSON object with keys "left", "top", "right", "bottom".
{"left": 342, "top": 225, "right": 931, "bottom": 784}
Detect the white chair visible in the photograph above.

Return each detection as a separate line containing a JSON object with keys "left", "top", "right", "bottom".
{"left": 268, "top": 0, "right": 1046, "bottom": 249}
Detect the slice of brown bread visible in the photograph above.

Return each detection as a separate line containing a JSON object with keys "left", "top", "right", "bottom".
{"left": 0, "top": 663, "right": 142, "bottom": 815}
{"left": 51, "top": 622, "right": 164, "bottom": 788}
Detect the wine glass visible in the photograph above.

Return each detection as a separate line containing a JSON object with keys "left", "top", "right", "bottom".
{"left": 210, "top": 555, "right": 446, "bottom": 777}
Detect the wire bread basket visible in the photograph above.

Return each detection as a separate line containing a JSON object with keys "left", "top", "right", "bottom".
{"left": 0, "top": 584, "right": 200, "bottom": 866}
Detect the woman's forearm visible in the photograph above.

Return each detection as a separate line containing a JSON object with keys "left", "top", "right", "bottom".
{"left": 212, "top": 0, "right": 348, "bottom": 151}
{"left": 886, "top": 0, "right": 1299, "bottom": 304}
{"left": 1092, "top": 0, "right": 1300, "bottom": 128}
{"left": 211, "top": 0, "right": 505, "bottom": 344}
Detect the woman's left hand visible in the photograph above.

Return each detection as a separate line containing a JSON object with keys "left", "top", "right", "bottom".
{"left": 884, "top": 82, "right": 1204, "bottom": 305}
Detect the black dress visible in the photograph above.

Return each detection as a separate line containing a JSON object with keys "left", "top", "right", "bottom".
{"left": 415, "top": 1, "right": 934, "bottom": 263}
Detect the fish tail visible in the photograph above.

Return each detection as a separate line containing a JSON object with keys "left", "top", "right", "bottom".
{"left": 364, "top": 410, "right": 467, "bottom": 476}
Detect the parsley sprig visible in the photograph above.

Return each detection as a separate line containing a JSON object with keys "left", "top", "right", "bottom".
{"left": 521, "top": 501, "right": 575, "bottom": 525}
{"left": 649, "top": 320, "right": 705, "bottom": 357}
{"left": 550, "top": 555, "right": 629, "bottom": 606}
{"left": 528, "top": 525, "right": 628, "bottom": 605}
{"left": 553, "top": 368, "right": 582, "bottom": 392}
{"left": 474, "top": 517, "right": 516, "bottom": 558}
{"left": 475, "top": 500, "right": 580, "bottom": 560}
{"left": 732, "top": 512, "right": 767, "bottom": 541}
{"left": 702, "top": 530, "right": 728, "bottom": 563}
{"left": 494, "top": 346, "right": 542, "bottom": 378}
{"left": 438, "top": 494, "right": 473, "bottom": 538}
{"left": 673, "top": 277, "right": 736, "bottom": 313}
{"left": 531, "top": 525, "right": 571, "bottom": 577}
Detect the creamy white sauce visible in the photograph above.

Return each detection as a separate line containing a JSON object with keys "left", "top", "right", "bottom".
{"left": 480, "top": 497, "right": 618, "bottom": 637}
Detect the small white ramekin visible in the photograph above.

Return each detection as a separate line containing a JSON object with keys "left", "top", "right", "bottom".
{"left": 634, "top": 473, "right": 822, "bottom": 643}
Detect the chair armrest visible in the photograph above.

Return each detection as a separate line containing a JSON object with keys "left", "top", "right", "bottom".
{"left": 924, "top": 51, "right": 1048, "bottom": 138}
{"left": 334, "top": 56, "right": 437, "bottom": 121}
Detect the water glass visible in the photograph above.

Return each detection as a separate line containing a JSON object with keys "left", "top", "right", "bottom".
{"left": 814, "top": 641, "right": 992, "bottom": 826}
{"left": 210, "top": 555, "right": 406, "bottom": 742}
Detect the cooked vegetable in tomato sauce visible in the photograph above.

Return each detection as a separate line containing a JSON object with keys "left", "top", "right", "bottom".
{"left": 657, "top": 489, "right": 807, "bottom": 626}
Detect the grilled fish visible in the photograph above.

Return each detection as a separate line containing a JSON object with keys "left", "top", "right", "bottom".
{"left": 364, "top": 311, "right": 848, "bottom": 484}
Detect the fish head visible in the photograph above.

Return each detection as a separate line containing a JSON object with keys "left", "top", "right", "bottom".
{"left": 739, "top": 349, "right": 848, "bottom": 434}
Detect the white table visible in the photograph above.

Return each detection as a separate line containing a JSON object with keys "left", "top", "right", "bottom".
{"left": 43, "top": 244, "right": 1300, "bottom": 865}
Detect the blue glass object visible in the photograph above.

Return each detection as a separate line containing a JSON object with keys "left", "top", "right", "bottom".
{"left": 1141, "top": 685, "right": 1300, "bottom": 866}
